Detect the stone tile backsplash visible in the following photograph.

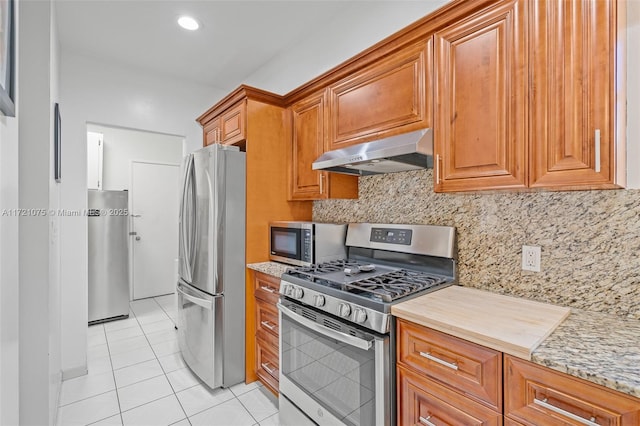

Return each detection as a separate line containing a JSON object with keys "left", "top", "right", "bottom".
{"left": 313, "top": 169, "right": 640, "bottom": 319}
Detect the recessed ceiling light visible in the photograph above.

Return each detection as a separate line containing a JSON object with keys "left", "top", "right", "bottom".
{"left": 178, "top": 16, "right": 199, "bottom": 31}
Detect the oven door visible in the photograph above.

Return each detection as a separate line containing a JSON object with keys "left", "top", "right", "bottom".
{"left": 278, "top": 299, "right": 391, "bottom": 426}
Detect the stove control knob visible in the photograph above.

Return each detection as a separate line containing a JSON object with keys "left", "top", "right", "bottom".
{"left": 313, "top": 295, "right": 326, "bottom": 307}
{"left": 282, "top": 284, "right": 292, "bottom": 296}
{"left": 353, "top": 308, "right": 368, "bottom": 324}
{"left": 337, "top": 303, "right": 352, "bottom": 318}
{"left": 292, "top": 287, "right": 304, "bottom": 299}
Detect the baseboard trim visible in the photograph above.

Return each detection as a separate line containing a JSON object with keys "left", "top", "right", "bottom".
{"left": 62, "top": 365, "right": 88, "bottom": 381}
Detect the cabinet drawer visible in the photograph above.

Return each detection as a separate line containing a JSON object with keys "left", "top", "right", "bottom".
{"left": 256, "top": 335, "right": 279, "bottom": 394}
{"left": 505, "top": 355, "right": 640, "bottom": 426}
{"left": 254, "top": 272, "right": 280, "bottom": 304}
{"left": 256, "top": 299, "right": 279, "bottom": 339}
{"left": 397, "top": 319, "right": 502, "bottom": 411}
{"left": 397, "top": 366, "right": 501, "bottom": 426}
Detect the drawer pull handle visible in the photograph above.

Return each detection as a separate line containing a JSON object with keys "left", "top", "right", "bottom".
{"left": 260, "top": 285, "right": 276, "bottom": 293}
{"left": 419, "top": 415, "right": 436, "bottom": 426}
{"left": 260, "top": 320, "right": 276, "bottom": 331}
{"left": 533, "top": 398, "right": 599, "bottom": 426}
{"left": 419, "top": 351, "right": 458, "bottom": 370}
{"left": 261, "top": 362, "right": 277, "bottom": 376}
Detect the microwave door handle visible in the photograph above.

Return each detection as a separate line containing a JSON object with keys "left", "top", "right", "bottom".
{"left": 277, "top": 303, "right": 373, "bottom": 351}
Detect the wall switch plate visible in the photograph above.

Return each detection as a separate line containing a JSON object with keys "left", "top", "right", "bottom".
{"left": 522, "top": 245, "right": 541, "bottom": 272}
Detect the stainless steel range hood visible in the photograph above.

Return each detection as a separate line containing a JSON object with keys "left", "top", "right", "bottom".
{"left": 312, "top": 129, "right": 433, "bottom": 176}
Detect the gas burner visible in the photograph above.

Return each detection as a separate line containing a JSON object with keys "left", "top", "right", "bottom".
{"left": 345, "top": 270, "right": 447, "bottom": 302}
{"left": 290, "top": 259, "right": 360, "bottom": 275}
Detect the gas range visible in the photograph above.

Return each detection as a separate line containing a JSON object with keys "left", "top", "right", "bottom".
{"left": 279, "top": 223, "right": 457, "bottom": 334}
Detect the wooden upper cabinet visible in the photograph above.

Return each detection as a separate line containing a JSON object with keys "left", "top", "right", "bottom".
{"left": 529, "top": 0, "right": 622, "bottom": 189}
{"left": 327, "top": 40, "right": 432, "bottom": 150}
{"left": 289, "top": 91, "right": 357, "bottom": 201}
{"left": 200, "top": 100, "right": 246, "bottom": 146}
{"left": 434, "top": 0, "right": 527, "bottom": 192}
{"left": 290, "top": 92, "right": 327, "bottom": 200}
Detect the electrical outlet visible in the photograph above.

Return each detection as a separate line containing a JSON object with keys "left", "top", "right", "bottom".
{"left": 522, "top": 245, "right": 541, "bottom": 272}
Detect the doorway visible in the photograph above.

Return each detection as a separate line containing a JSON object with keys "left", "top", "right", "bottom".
{"left": 86, "top": 124, "right": 184, "bottom": 301}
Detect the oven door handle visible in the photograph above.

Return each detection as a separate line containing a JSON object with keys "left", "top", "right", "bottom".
{"left": 277, "top": 303, "right": 373, "bottom": 351}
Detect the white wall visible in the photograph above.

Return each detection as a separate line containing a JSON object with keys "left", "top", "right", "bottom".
{"left": 87, "top": 124, "right": 183, "bottom": 191}
{"left": 59, "top": 51, "right": 223, "bottom": 377}
{"left": 244, "top": 1, "right": 449, "bottom": 94}
{"left": 0, "top": 114, "right": 20, "bottom": 426}
{"left": 18, "top": 0, "right": 61, "bottom": 424}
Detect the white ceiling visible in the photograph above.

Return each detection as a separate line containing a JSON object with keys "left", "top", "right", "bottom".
{"left": 55, "top": 0, "right": 356, "bottom": 92}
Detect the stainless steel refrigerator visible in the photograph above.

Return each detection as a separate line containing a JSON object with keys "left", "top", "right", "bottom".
{"left": 177, "top": 143, "right": 246, "bottom": 389}
{"left": 88, "top": 190, "right": 130, "bottom": 324}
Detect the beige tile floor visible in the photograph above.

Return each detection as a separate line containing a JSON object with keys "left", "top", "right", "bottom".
{"left": 57, "top": 294, "right": 279, "bottom": 426}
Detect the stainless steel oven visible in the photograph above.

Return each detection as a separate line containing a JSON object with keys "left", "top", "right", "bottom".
{"left": 278, "top": 299, "right": 391, "bottom": 426}
{"left": 277, "top": 223, "right": 458, "bottom": 426}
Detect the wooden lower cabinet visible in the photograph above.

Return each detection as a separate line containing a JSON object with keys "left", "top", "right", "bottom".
{"left": 398, "top": 366, "right": 502, "bottom": 426}
{"left": 505, "top": 355, "right": 640, "bottom": 426}
{"left": 256, "top": 333, "right": 279, "bottom": 396}
{"left": 253, "top": 272, "right": 280, "bottom": 395}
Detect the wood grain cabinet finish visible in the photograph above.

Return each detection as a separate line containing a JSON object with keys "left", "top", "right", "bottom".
{"left": 327, "top": 40, "right": 432, "bottom": 151}
{"left": 398, "top": 366, "right": 503, "bottom": 426}
{"left": 434, "top": 0, "right": 527, "bottom": 192}
{"left": 256, "top": 334, "right": 279, "bottom": 396}
{"left": 397, "top": 319, "right": 502, "bottom": 412}
{"left": 289, "top": 92, "right": 358, "bottom": 201}
{"left": 505, "top": 355, "right": 640, "bottom": 426}
{"left": 529, "top": 0, "right": 622, "bottom": 189}
{"left": 253, "top": 272, "right": 281, "bottom": 395}
{"left": 202, "top": 101, "right": 246, "bottom": 146}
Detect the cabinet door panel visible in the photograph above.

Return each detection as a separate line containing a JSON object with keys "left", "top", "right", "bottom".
{"left": 529, "top": 0, "right": 620, "bottom": 188}
{"left": 204, "top": 120, "right": 221, "bottom": 146}
{"left": 254, "top": 271, "right": 280, "bottom": 304}
{"left": 397, "top": 366, "right": 501, "bottom": 426}
{"left": 505, "top": 355, "right": 640, "bottom": 426}
{"left": 220, "top": 102, "right": 245, "bottom": 145}
{"left": 290, "top": 93, "right": 327, "bottom": 200}
{"left": 328, "top": 40, "right": 431, "bottom": 150}
{"left": 434, "top": 0, "right": 527, "bottom": 192}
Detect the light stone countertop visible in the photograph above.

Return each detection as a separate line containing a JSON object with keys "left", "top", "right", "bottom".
{"left": 246, "top": 261, "right": 291, "bottom": 278}
{"left": 531, "top": 309, "right": 640, "bottom": 398}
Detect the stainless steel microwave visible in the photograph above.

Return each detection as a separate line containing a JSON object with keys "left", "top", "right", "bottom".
{"left": 269, "top": 222, "right": 347, "bottom": 267}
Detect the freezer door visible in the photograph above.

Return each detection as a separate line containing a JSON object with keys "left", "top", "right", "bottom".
{"left": 177, "top": 281, "right": 224, "bottom": 389}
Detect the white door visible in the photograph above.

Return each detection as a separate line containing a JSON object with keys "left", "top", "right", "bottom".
{"left": 130, "top": 161, "right": 180, "bottom": 299}
{"left": 87, "top": 131, "right": 103, "bottom": 190}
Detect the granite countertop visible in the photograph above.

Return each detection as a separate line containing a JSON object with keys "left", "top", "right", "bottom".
{"left": 531, "top": 309, "right": 640, "bottom": 398}
{"left": 246, "top": 261, "right": 291, "bottom": 278}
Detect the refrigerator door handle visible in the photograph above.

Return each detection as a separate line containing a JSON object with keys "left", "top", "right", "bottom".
{"left": 180, "top": 155, "right": 194, "bottom": 281}
{"left": 188, "top": 158, "right": 198, "bottom": 275}
{"left": 177, "top": 283, "right": 213, "bottom": 310}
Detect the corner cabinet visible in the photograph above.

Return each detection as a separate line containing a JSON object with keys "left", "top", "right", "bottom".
{"left": 327, "top": 40, "right": 432, "bottom": 151}
{"left": 433, "top": 0, "right": 527, "bottom": 192}
{"left": 289, "top": 91, "right": 358, "bottom": 201}
{"left": 529, "top": 0, "right": 623, "bottom": 189}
